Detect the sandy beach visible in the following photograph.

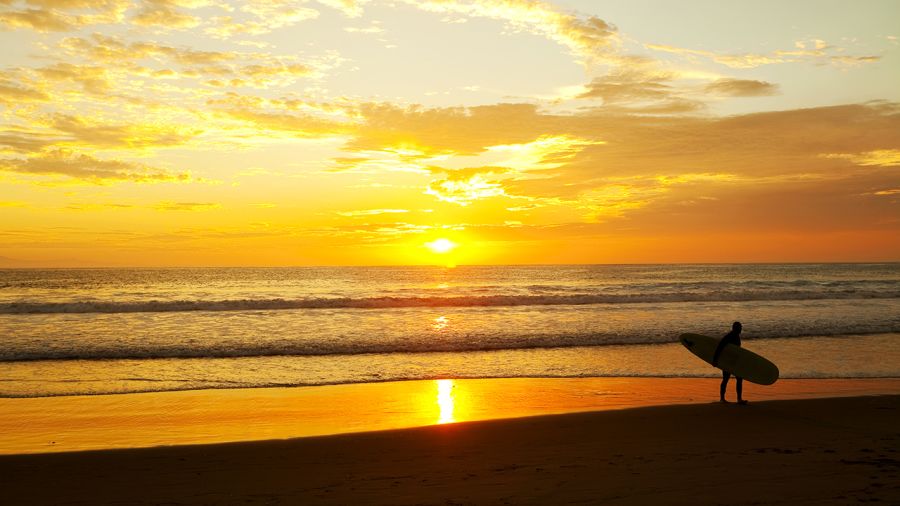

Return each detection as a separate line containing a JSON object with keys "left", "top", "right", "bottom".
{"left": 1, "top": 379, "right": 899, "bottom": 505}
{"left": 3, "top": 377, "right": 900, "bottom": 454}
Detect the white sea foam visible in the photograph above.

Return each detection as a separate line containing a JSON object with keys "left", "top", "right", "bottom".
{"left": 1, "top": 286, "right": 898, "bottom": 314}
{"left": 3, "top": 334, "right": 899, "bottom": 398}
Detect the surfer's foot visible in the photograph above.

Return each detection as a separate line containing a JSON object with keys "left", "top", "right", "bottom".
{"left": 719, "top": 398, "right": 729, "bottom": 403}
{"left": 738, "top": 399, "right": 749, "bottom": 405}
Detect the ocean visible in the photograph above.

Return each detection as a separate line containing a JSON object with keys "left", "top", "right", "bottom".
{"left": 1, "top": 264, "right": 899, "bottom": 397}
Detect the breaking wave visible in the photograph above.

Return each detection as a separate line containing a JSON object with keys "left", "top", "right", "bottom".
{"left": 4, "top": 327, "right": 899, "bottom": 362}
{"left": 3, "top": 288, "right": 898, "bottom": 314}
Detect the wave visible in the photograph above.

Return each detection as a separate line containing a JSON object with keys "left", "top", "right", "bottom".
{"left": 3, "top": 328, "right": 897, "bottom": 362}
{"left": 3, "top": 370, "right": 899, "bottom": 398}
{"left": 2, "top": 289, "right": 899, "bottom": 314}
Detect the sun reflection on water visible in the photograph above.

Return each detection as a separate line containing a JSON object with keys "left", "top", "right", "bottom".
{"left": 437, "top": 379, "right": 455, "bottom": 424}
{"left": 432, "top": 316, "right": 449, "bottom": 331}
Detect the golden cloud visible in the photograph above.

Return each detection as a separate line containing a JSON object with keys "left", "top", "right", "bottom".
{"left": 205, "top": 2, "right": 319, "bottom": 38}
{"left": 704, "top": 78, "right": 778, "bottom": 97}
{"left": 323, "top": 221, "right": 433, "bottom": 240}
{"left": 821, "top": 149, "right": 900, "bottom": 167}
{"left": 404, "top": 0, "right": 617, "bottom": 60}
{"left": 336, "top": 208, "right": 409, "bottom": 217}
{"left": 56, "top": 33, "right": 323, "bottom": 89}
{"left": 204, "top": 95, "right": 899, "bottom": 233}
{"left": 191, "top": 95, "right": 898, "bottom": 234}
{"left": 829, "top": 55, "right": 881, "bottom": 66}
{"left": 425, "top": 174, "right": 506, "bottom": 205}
{"left": 36, "top": 63, "right": 112, "bottom": 95}
{"left": 50, "top": 114, "right": 200, "bottom": 148}
{"left": 0, "top": 77, "right": 49, "bottom": 103}
{"left": 59, "top": 33, "right": 236, "bottom": 67}
{"left": 0, "top": 131, "right": 59, "bottom": 153}
{"left": 65, "top": 202, "right": 135, "bottom": 211}
{"left": 153, "top": 201, "right": 220, "bottom": 211}
{"left": 347, "top": 102, "right": 560, "bottom": 156}
{"left": 369, "top": 101, "right": 898, "bottom": 235}
{"left": 316, "top": 0, "right": 364, "bottom": 18}
{"left": 578, "top": 63, "right": 778, "bottom": 111}
{"left": 0, "top": 7, "right": 76, "bottom": 31}
{"left": 0, "top": 149, "right": 190, "bottom": 183}
{"left": 425, "top": 165, "right": 510, "bottom": 205}
{"left": 646, "top": 41, "right": 881, "bottom": 69}
{"left": 131, "top": 0, "right": 200, "bottom": 28}
{"left": 0, "top": 0, "right": 129, "bottom": 31}
{"left": 576, "top": 64, "right": 708, "bottom": 113}
{"left": 209, "top": 95, "right": 354, "bottom": 138}
{"left": 579, "top": 68, "right": 675, "bottom": 104}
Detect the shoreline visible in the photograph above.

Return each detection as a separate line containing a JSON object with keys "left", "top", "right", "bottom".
{"left": 2, "top": 376, "right": 899, "bottom": 455}
{"left": 1, "top": 394, "right": 898, "bottom": 505}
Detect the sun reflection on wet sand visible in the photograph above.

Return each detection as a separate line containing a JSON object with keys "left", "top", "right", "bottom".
{"left": 4, "top": 378, "right": 900, "bottom": 454}
{"left": 437, "top": 379, "right": 455, "bottom": 424}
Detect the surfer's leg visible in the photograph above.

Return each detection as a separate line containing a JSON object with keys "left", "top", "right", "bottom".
{"left": 720, "top": 370, "right": 730, "bottom": 402}
{"left": 736, "top": 377, "right": 747, "bottom": 404}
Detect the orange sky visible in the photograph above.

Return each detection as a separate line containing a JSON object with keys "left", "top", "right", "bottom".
{"left": 1, "top": 1, "right": 898, "bottom": 266}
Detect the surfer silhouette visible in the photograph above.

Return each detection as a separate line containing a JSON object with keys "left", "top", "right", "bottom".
{"left": 713, "top": 321, "right": 747, "bottom": 404}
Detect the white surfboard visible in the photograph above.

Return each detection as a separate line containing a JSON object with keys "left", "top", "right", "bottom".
{"left": 679, "top": 333, "right": 779, "bottom": 385}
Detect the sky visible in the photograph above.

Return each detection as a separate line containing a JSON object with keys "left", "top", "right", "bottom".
{"left": 0, "top": 0, "right": 898, "bottom": 266}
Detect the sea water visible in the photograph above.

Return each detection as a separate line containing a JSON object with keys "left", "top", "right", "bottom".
{"left": 1, "top": 264, "right": 899, "bottom": 397}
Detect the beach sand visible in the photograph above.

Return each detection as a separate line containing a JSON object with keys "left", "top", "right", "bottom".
{"left": 2, "top": 377, "right": 900, "bottom": 455}
{"left": 1, "top": 379, "right": 899, "bottom": 504}
{"left": 1, "top": 395, "right": 898, "bottom": 505}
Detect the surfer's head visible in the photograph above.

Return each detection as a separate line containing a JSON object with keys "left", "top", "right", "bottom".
{"left": 732, "top": 321, "right": 742, "bottom": 332}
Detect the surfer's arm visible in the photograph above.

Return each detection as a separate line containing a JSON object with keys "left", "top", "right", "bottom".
{"left": 712, "top": 338, "right": 728, "bottom": 367}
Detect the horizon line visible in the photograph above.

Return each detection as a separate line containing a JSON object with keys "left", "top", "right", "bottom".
{"left": 1, "top": 260, "right": 899, "bottom": 270}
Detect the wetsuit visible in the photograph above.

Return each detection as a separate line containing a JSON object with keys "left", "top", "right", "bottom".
{"left": 714, "top": 328, "right": 743, "bottom": 402}
{"left": 713, "top": 329, "right": 741, "bottom": 365}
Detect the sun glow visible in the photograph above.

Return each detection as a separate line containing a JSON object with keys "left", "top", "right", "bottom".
{"left": 425, "top": 238, "right": 457, "bottom": 254}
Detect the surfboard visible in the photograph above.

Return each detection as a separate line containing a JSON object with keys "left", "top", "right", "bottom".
{"left": 679, "top": 333, "right": 779, "bottom": 385}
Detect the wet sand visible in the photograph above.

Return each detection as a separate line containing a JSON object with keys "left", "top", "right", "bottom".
{"left": 0, "top": 380, "right": 899, "bottom": 504}
{"left": 3, "top": 377, "right": 899, "bottom": 455}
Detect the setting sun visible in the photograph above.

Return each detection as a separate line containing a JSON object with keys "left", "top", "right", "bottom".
{"left": 425, "top": 239, "right": 458, "bottom": 254}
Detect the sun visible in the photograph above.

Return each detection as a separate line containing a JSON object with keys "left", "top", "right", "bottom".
{"left": 425, "top": 238, "right": 457, "bottom": 254}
